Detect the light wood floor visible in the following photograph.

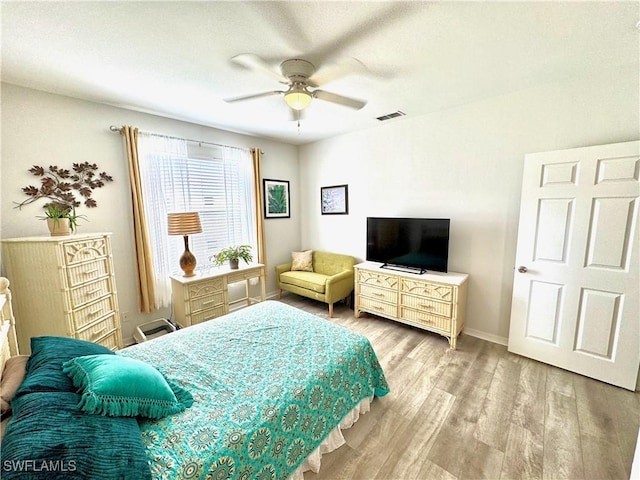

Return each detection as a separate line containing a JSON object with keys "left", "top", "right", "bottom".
{"left": 276, "top": 295, "right": 640, "bottom": 480}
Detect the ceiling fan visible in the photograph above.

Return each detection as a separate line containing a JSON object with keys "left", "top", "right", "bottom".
{"left": 224, "top": 53, "right": 367, "bottom": 113}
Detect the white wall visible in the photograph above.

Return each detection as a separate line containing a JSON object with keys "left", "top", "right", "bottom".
{"left": 0, "top": 83, "right": 300, "bottom": 341}
{"left": 298, "top": 69, "right": 639, "bottom": 343}
{"left": 2, "top": 66, "right": 637, "bottom": 346}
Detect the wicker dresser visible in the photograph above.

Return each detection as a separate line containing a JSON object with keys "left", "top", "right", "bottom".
{"left": 1, "top": 233, "right": 122, "bottom": 353}
{"left": 354, "top": 261, "right": 468, "bottom": 349}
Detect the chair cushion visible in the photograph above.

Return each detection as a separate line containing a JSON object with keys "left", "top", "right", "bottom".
{"left": 280, "top": 271, "right": 328, "bottom": 294}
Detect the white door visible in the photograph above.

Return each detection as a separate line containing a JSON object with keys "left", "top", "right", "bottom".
{"left": 508, "top": 141, "right": 639, "bottom": 390}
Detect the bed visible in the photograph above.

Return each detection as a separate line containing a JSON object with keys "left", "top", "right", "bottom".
{"left": 0, "top": 277, "right": 389, "bottom": 479}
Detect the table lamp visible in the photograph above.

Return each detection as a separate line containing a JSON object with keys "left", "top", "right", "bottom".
{"left": 168, "top": 212, "right": 202, "bottom": 277}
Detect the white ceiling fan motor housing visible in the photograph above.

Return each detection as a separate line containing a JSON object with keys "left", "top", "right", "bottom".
{"left": 280, "top": 59, "right": 316, "bottom": 82}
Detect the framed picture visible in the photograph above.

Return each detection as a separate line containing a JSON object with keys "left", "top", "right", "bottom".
{"left": 263, "top": 179, "right": 290, "bottom": 219}
{"left": 321, "top": 184, "right": 349, "bottom": 215}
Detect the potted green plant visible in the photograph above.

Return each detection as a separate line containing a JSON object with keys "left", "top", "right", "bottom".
{"left": 38, "top": 202, "right": 87, "bottom": 236}
{"left": 15, "top": 163, "right": 113, "bottom": 235}
{"left": 210, "top": 245, "right": 253, "bottom": 270}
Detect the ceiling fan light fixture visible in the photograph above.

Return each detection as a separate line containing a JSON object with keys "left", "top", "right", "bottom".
{"left": 284, "top": 85, "right": 312, "bottom": 110}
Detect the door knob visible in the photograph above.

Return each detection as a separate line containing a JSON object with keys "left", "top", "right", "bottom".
{"left": 518, "top": 266, "right": 528, "bottom": 273}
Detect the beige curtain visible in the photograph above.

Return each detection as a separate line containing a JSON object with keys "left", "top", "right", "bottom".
{"left": 123, "top": 126, "right": 156, "bottom": 313}
{"left": 251, "top": 148, "right": 266, "bottom": 270}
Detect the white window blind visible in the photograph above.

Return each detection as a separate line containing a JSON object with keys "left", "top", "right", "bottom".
{"left": 138, "top": 133, "right": 256, "bottom": 308}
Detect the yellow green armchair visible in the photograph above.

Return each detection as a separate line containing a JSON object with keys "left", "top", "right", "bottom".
{"left": 275, "top": 251, "right": 356, "bottom": 317}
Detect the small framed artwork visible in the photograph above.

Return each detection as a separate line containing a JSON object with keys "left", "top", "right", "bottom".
{"left": 263, "top": 179, "right": 290, "bottom": 219}
{"left": 321, "top": 184, "right": 349, "bottom": 215}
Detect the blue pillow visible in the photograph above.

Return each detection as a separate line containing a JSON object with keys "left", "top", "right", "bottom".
{"left": 63, "top": 354, "right": 193, "bottom": 419}
{"left": 16, "top": 336, "right": 114, "bottom": 397}
{"left": 0, "top": 391, "right": 151, "bottom": 479}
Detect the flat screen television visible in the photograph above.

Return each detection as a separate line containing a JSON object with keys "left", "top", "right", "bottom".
{"left": 366, "top": 217, "right": 450, "bottom": 273}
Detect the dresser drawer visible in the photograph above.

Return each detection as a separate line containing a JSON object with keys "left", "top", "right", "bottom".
{"left": 190, "top": 305, "right": 226, "bottom": 325}
{"left": 92, "top": 328, "right": 121, "bottom": 351}
{"left": 399, "top": 306, "right": 452, "bottom": 332}
{"left": 358, "top": 270, "right": 398, "bottom": 289}
{"left": 69, "top": 278, "right": 111, "bottom": 308}
{"left": 400, "top": 293, "right": 451, "bottom": 317}
{"left": 63, "top": 237, "right": 108, "bottom": 265}
{"left": 66, "top": 258, "right": 110, "bottom": 287}
{"left": 360, "top": 284, "right": 398, "bottom": 303}
{"left": 72, "top": 296, "right": 116, "bottom": 330}
{"left": 401, "top": 279, "right": 453, "bottom": 302}
{"left": 190, "top": 291, "right": 224, "bottom": 313}
{"left": 359, "top": 296, "right": 397, "bottom": 318}
{"left": 75, "top": 314, "right": 118, "bottom": 343}
{"left": 187, "top": 278, "right": 224, "bottom": 299}
{"left": 227, "top": 267, "right": 262, "bottom": 284}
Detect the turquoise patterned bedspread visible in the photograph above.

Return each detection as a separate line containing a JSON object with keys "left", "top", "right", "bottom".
{"left": 119, "top": 301, "right": 389, "bottom": 480}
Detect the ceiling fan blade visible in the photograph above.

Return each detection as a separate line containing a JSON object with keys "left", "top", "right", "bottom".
{"left": 313, "top": 90, "right": 367, "bottom": 110}
{"left": 224, "top": 90, "right": 283, "bottom": 103}
{"left": 244, "top": 3, "right": 313, "bottom": 54}
{"left": 309, "top": 57, "right": 369, "bottom": 87}
{"left": 230, "top": 54, "right": 289, "bottom": 84}
{"left": 309, "top": 3, "right": 421, "bottom": 66}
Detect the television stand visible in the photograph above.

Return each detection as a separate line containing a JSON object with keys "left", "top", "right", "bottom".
{"left": 354, "top": 261, "right": 468, "bottom": 349}
{"left": 381, "top": 263, "right": 427, "bottom": 275}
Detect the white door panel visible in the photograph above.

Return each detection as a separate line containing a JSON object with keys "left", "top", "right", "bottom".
{"left": 509, "top": 141, "right": 639, "bottom": 390}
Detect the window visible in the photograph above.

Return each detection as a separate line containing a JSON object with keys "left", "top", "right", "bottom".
{"left": 138, "top": 133, "right": 256, "bottom": 308}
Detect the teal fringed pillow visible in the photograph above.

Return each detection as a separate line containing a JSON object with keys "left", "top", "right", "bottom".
{"left": 62, "top": 354, "right": 193, "bottom": 419}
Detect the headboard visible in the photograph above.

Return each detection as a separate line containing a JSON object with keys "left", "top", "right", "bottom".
{"left": 0, "top": 277, "right": 19, "bottom": 374}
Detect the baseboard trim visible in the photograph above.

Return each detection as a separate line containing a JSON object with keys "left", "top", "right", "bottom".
{"left": 463, "top": 327, "right": 508, "bottom": 346}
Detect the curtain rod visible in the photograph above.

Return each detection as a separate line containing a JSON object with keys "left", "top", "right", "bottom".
{"left": 109, "top": 125, "right": 255, "bottom": 153}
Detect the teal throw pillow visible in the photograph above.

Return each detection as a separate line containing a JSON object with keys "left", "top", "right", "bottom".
{"left": 16, "top": 336, "right": 114, "bottom": 397}
{"left": 62, "top": 354, "right": 193, "bottom": 419}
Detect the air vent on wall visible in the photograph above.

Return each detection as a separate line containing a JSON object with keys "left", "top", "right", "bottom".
{"left": 376, "top": 111, "right": 406, "bottom": 121}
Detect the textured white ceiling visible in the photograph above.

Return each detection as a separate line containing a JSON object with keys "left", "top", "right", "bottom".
{"left": 2, "top": 1, "right": 638, "bottom": 145}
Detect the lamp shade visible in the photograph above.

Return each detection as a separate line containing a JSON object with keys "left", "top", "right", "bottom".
{"left": 168, "top": 212, "right": 202, "bottom": 236}
{"left": 284, "top": 86, "right": 312, "bottom": 111}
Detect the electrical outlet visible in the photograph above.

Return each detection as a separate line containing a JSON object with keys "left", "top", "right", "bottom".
{"left": 121, "top": 311, "right": 130, "bottom": 323}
